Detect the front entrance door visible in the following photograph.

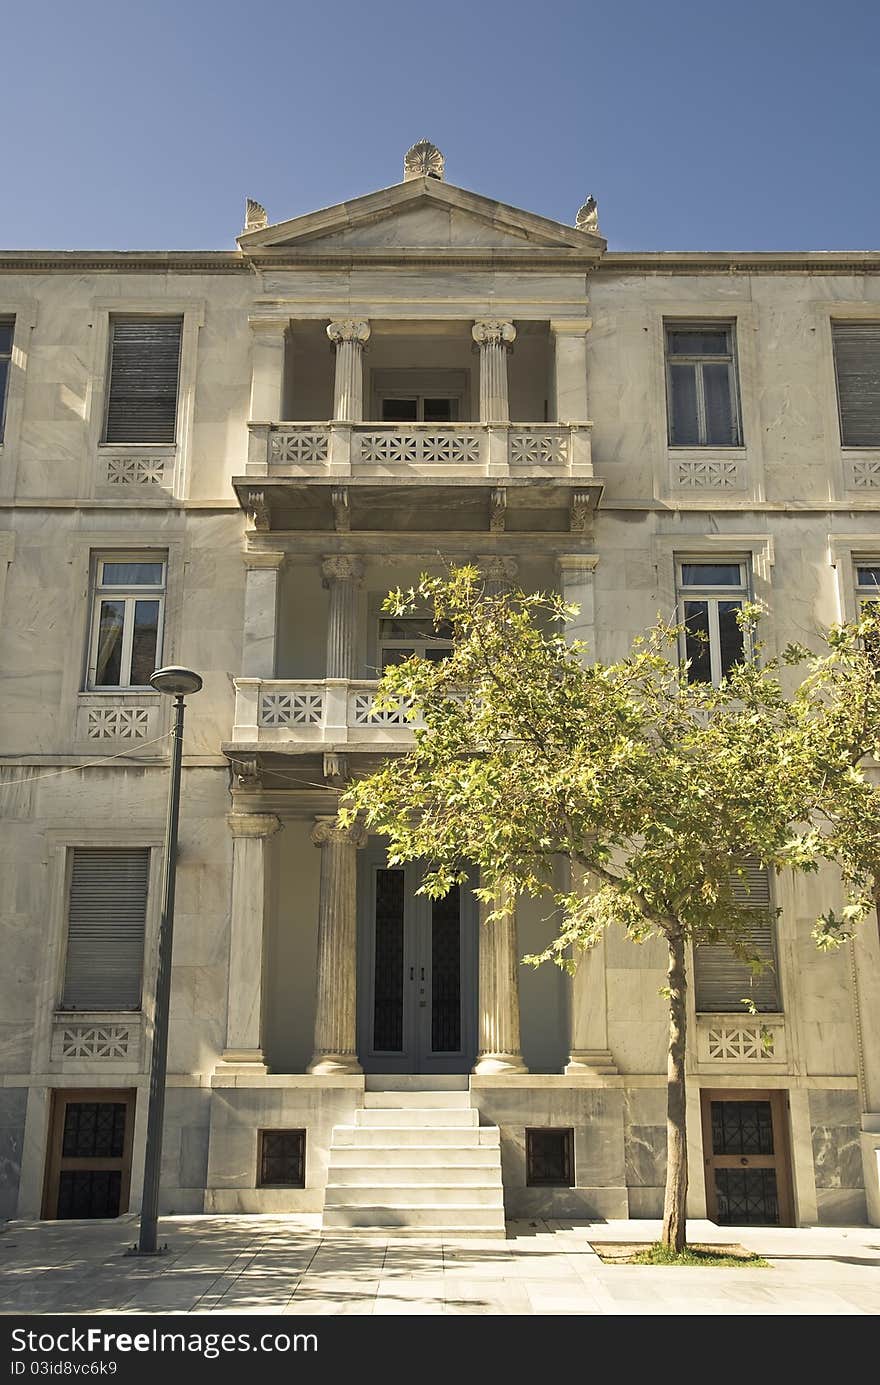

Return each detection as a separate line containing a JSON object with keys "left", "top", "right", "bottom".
{"left": 42, "top": 1089, "right": 136, "bottom": 1219}
{"left": 358, "top": 850, "right": 478, "bottom": 1073}
{"left": 701, "top": 1090, "right": 793, "bottom": 1226}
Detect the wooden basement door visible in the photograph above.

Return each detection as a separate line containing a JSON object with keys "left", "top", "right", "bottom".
{"left": 701, "top": 1089, "right": 794, "bottom": 1226}
{"left": 42, "top": 1088, "right": 136, "bottom": 1219}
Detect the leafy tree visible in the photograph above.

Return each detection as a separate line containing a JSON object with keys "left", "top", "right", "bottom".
{"left": 340, "top": 567, "right": 880, "bottom": 1251}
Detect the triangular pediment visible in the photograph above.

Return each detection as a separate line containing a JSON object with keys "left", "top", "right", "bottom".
{"left": 238, "top": 178, "right": 605, "bottom": 258}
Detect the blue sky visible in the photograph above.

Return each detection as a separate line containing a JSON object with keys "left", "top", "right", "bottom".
{"left": 3, "top": 0, "right": 878, "bottom": 251}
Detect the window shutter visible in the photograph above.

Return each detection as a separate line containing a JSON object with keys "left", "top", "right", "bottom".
{"left": 104, "top": 317, "right": 182, "bottom": 443}
{"left": 833, "top": 322, "right": 880, "bottom": 447}
{"left": 694, "top": 861, "right": 780, "bottom": 1013}
{"left": 61, "top": 849, "right": 149, "bottom": 1009}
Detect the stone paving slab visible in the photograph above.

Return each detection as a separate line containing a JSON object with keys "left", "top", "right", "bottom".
{"left": 0, "top": 1214, "right": 877, "bottom": 1315}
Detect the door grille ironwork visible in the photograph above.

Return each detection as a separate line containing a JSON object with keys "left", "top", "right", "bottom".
{"left": 372, "top": 868, "right": 405, "bottom": 1052}
{"left": 431, "top": 886, "right": 461, "bottom": 1052}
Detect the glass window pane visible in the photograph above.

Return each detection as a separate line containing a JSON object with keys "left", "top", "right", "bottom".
{"left": 101, "top": 562, "right": 163, "bottom": 587}
{"left": 718, "top": 600, "right": 745, "bottom": 676}
{"left": 0, "top": 360, "right": 8, "bottom": 436}
{"left": 667, "top": 329, "right": 729, "bottom": 356}
{"left": 0, "top": 321, "right": 13, "bottom": 354}
{"left": 424, "top": 646, "right": 450, "bottom": 662}
{"left": 130, "top": 600, "right": 160, "bottom": 685}
{"left": 423, "top": 397, "right": 455, "bottom": 421}
{"left": 680, "top": 563, "right": 743, "bottom": 587}
{"left": 94, "top": 601, "right": 125, "bottom": 685}
{"left": 381, "top": 647, "right": 415, "bottom": 669}
{"left": 703, "top": 361, "right": 738, "bottom": 445}
{"left": 856, "top": 566, "right": 880, "bottom": 591}
{"left": 380, "top": 616, "right": 437, "bottom": 639}
{"left": 382, "top": 398, "right": 418, "bottom": 421}
{"left": 668, "top": 363, "right": 699, "bottom": 445}
{"left": 684, "top": 601, "right": 712, "bottom": 683}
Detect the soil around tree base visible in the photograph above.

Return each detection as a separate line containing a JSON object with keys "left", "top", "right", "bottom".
{"left": 589, "top": 1241, "right": 770, "bottom": 1267}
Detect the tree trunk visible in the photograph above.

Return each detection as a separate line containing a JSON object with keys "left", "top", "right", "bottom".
{"left": 661, "top": 929, "right": 688, "bottom": 1252}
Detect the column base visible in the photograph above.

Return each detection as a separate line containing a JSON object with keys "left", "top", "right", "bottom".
{"left": 472, "top": 1052, "right": 529, "bottom": 1075}
{"left": 564, "top": 1049, "right": 618, "bottom": 1076}
{"left": 307, "top": 1052, "right": 363, "bottom": 1076}
{"left": 215, "top": 1049, "right": 269, "bottom": 1076}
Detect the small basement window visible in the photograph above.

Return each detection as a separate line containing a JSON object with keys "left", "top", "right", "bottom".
{"left": 258, "top": 1129, "right": 306, "bottom": 1187}
{"left": 526, "top": 1128, "right": 574, "bottom": 1187}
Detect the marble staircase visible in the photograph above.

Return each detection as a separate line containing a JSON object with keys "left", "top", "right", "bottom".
{"left": 322, "top": 1084, "right": 506, "bottom": 1236}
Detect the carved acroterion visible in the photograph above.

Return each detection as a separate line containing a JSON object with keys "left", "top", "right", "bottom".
{"left": 403, "top": 140, "right": 445, "bottom": 182}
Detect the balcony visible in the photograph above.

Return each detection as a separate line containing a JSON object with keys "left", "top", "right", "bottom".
{"left": 230, "top": 678, "right": 420, "bottom": 752}
{"left": 245, "top": 421, "right": 592, "bottom": 478}
{"left": 234, "top": 423, "right": 601, "bottom": 535}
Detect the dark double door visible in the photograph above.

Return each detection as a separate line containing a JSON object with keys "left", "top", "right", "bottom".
{"left": 358, "top": 851, "right": 478, "bottom": 1073}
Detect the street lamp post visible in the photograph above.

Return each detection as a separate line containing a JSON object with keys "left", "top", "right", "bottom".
{"left": 135, "top": 666, "right": 202, "bottom": 1255}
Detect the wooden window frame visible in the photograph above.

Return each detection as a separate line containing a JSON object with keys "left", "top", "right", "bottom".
{"left": 664, "top": 321, "right": 743, "bottom": 448}
{"left": 700, "top": 1089, "right": 794, "bottom": 1227}
{"left": 257, "top": 1129, "right": 306, "bottom": 1188}
{"left": 41, "top": 1088, "right": 136, "bottom": 1220}
{"left": 675, "top": 557, "right": 751, "bottom": 686}
{"left": 525, "top": 1127, "right": 575, "bottom": 1187}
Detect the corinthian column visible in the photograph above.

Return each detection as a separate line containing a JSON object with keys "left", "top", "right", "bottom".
{"left": 327, "top": 320, "right": 371, "bottom": 422}
{"left": 473, "top": 883, "right": 528, "bottom": 1075}
{"left": 472, "top": 320, "right": 516, "bottom": 423}
{"left": 308, "top": 817, "right": 368, "bottom": 1074}
{"left": 321, "top": 555, "right": 364, "bottom": 680}
{"left": 477, "top": 556, "right": 518, "bottom": 596}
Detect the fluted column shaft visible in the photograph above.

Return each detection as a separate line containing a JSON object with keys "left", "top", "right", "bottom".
{"left": 308, "top": 818, "right": 367, "bottom": 1074}
{"left": 322, "top": 555, "right": 364, "bottom": 680}
{"left": 473, "top": 884, "right": 528, "bottom": 1074}
{"left": 327, "top": 320, "right": 370, "bottom": 422}
{"left": 472, "top": 320, "right": 516, "bottom": 424}
{"left": 218, "top": 813, "right": 281, "bottom": 1073}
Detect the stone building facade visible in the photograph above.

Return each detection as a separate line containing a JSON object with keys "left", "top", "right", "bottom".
{"left": 1, "top": 143, "right": 879, "bottom": 1231}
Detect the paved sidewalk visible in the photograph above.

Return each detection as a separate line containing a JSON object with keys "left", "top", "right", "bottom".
{"left": 1, "top": 1215, "right": 878, "bottom": 1315}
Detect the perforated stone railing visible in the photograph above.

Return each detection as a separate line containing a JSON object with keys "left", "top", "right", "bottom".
{"left": 247, "top": 422, "right": 592, "bottom": 477}
{"left": 695, "top": 1014, "right": 786, "bottom": 1064}
{"left": 231, "top": 678, "right": 422, "bottom": 747}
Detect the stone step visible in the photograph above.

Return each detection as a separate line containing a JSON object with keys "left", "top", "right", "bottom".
{"left": 331, "top": 1124, "right": 499, "bottom": 1148}
{"left": 327, "top": 1163, "right": 500, "bottom": 1186}
{"left": 329, "top": 1145, "right": 500, "bottom": 1168}
{"left": 325, "top": 1183, "right": 504, "bottom": 1207}
{"left": 354, "top": 1107, "right": 479, "bottom": 1128}
{"left": 321, "top": 1205, "right": 506, "bottom": 1232}
{"left": 363, "top": 1090, "right": 472, "bottom": 1109}
{"left": 364, "top": 1074, "right": 470, "bottom": 1092}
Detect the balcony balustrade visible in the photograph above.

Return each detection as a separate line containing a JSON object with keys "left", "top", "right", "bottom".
{"left": 245, "top": 420, "right": 592, "bottom": 479}
{"left": 231, "top": 678, "right": 422, "bottom": 750}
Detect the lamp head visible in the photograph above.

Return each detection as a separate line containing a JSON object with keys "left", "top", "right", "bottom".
{"left": 149, "top": 666, "right": 203, "bottom": 697}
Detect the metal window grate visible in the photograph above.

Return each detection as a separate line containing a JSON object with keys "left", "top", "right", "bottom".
{"left": 104, "top": 316, "right": 182, "bottom": 443}
{"left": 258, "top": 1130, "right": 306, "bottom": 1187}
{"left": 526, "top": 1128, "right": 574, "bottom": 1186}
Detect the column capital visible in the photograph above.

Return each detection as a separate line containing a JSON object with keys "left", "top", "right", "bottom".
{"left": 549, "top": 318, "right": 592, "bottom": 336}
{"left": 472, "top": 319, "right": 516, "bottom": 349}
{"left": 227, "top": 812, "right": 282, "bottom": 840}
{"left": 476, "top": 555, "right": 518, "bottom": 585}
{"left": 242, "top": 548, "right": 286, "bottom": 571}
{"left": 556, "top": 553, "right": 600, "bottom": 577}
{"left": 321, "top": 554, "right": 364, "bottom": 586}
{"left": 311, "top": 816, "right": 368, "bottom": 850}
{"left": 327, "top": 319, "right": 371, "bottom": 347}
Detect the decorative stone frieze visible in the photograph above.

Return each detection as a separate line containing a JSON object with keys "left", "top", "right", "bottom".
{"left": 104, "top": 457, "right": 167, "bottom": 486}
{"left": 675, "top": 459, "right": 742, "bottom": 489}
{"left": 87, "top": 708, "right": 149, "bottom": 740}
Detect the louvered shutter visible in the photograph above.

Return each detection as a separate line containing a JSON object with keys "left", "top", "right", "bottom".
{"left": 833, "top": 322, "right": 880, "bottom": 447}
{"left": 61, "top": 849, "right": 149, "bottom": 1009}
{"left": 694, "top": 860, "right": 780, "bottom": 1013}
{"left": 104, "top": 317, "right": 182, "bottom": 443}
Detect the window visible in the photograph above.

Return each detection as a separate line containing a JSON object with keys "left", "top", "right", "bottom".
{"left": 855, "top": 562, "right": 880, "bottom": 661}
{"left": 677, "top": 560, "right": 749, "bottom": 685}
{"left": 832, "top": 322, "right": 880, "bottom": 447}
{"left": 104, "top": 316, "right": 182, "bottom": 443}
{"left": 665, "top": 324, "right": 742, "bottom": 447}
{"left": 378, "top": 613, "right": 454, "bottom": 671}
{"left": 258, "top": 1130, "right": 306, "bottom": 1187}
{"left": 694, "top": 860, "right": 780, "bottom": 1013}
{"left": 381, "top": 395, "right": 458, "bottom": 422}
{"left": 0, "top": 317, "right": 13, "bottom": 441}
{"left": 87, "top": 556, "right": 165, "bottom": 689}
{"left": 61, "top": 849, "right": 150, "bottom": 1010}
{"left": 526, "top": 1128, "right": 574, "bottom": 1187}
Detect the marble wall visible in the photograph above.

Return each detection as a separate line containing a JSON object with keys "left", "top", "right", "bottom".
{"left": 809, "top": 1089, "right": 867, "bottom": 1224}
